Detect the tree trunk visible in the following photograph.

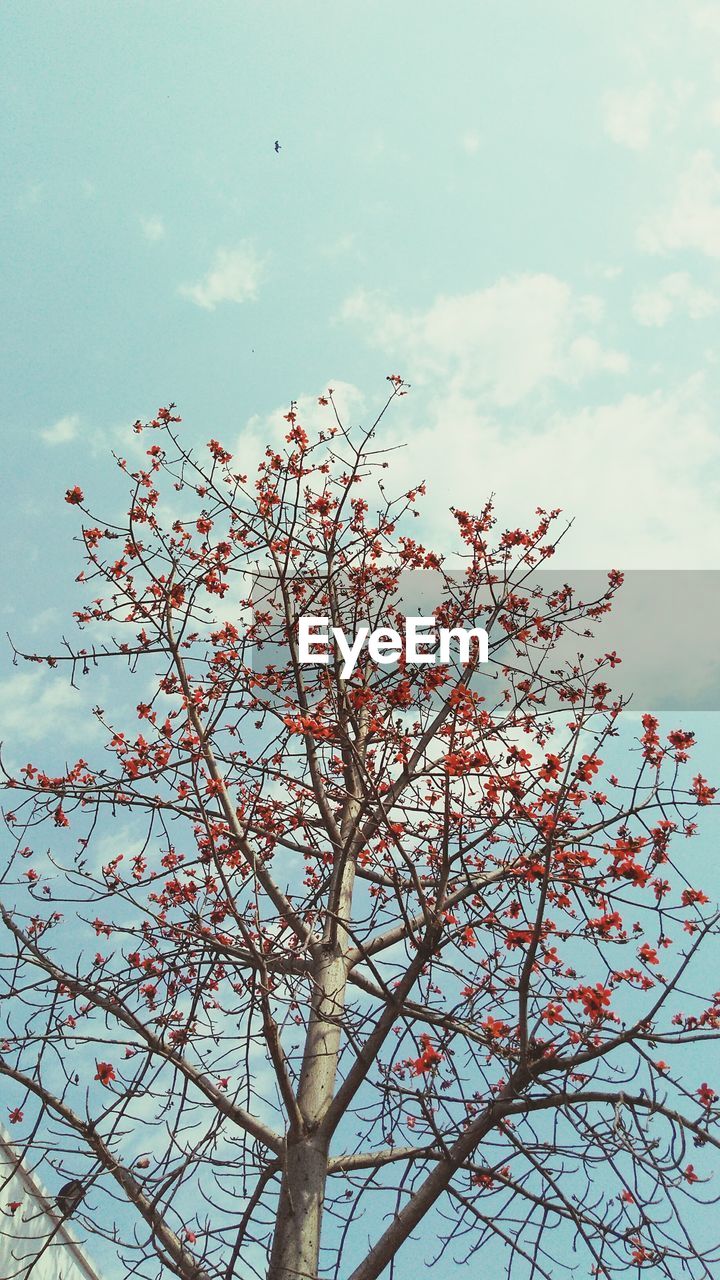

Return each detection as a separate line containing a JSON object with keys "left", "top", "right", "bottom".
{"left": 267, "top": 1137, "right": 329, "bottom": 1280}
{"left": 268, "top": 723, "right": 365, "bottom": 1279}
{"left": 267, "top": 948, "right": 350, "bottom": 1280}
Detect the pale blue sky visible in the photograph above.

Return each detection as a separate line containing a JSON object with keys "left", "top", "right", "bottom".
{"left": 2, "top": 4, "right": 720, "bottom": 1276}
{"left": 3, "top": 1, "right": 720, "bottom": 601}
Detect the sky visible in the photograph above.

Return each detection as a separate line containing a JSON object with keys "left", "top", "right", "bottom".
{"left": 3, "top": 0, "right": 720, "bottom": 780}
{"left": 3, "top": 1, "right": 720, "bottom": 588}
{"left": 2, "top": 2, "right": 720, "bottom": 1276}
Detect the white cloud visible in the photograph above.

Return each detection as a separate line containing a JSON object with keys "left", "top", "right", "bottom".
{"left": 639, "top": 150, "right": 720, "bottom": 257}
{"left": 460, "top": 130, "right": 481, "bottom": 154}
{"left": 233, "top": 371, "right": 712, "bottom": 576}
{"left": 602, "top": 86, "right": 657, "bottom": 150}
{"left": 40, "top": 414, "right": 80, "bottom": 446}
{"left": 341, "top": 274, "right": 628, "bottom": 407}
{"left": 602, "top": 76, "right": 695, "bottom": 151}
{"left": 234, "top": 370, "right": 720, "bottom": 574}
{"left": 16, "top": 182, "right": 45, "bottom": 211}
{"left": 0, "top": 669, "right": 90, "bottom": 748}
{"left": 140, "top": 215, "right": 165, "bottom": 242}
{"left": 320, "top": 232, "right": 356, "bottom": 258}
{"left": 374, "top": 375, "right": 720, "bottom": 569}
{"left": 27, "top": 607, "right": 60, "bottom": 634}
{"left": 595, "top": 265, "right": 623, "bottom": 281}
{"left": 179, "top": 244, "right": 265, "bottom": 310}
{"left": 632, "top": 272, "right": 718, "bottom": 326}
{"left": 691, "top": 2, "right": 720, "bottom": 36}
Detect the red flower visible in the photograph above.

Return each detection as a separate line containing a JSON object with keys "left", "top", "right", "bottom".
{"left": 95, "top": 1061, "right": 116, "bottom": 1087}
{"left": 631, "top": 1244, "right": 653, "bottom": 1264}
{"left": 684, "top": 1164, "right": 700, "bottom": 1184}
{"left": 682, "top": 888, "right": 710, "bottom": 906}
{"left": 539, "top": 753, "right": 562, "bottom": 781}
{"left": 573, "top": 983, "right": 611, "bottom": 1020}
{"left": 697, "top": 1082, "right": 717, "bottom": 1107}
{"left": 208, "top": 439, "right": 231, "bottom": 464}
{"left": 668, "top": 729, "right": 695, "bottom": 760}
{"left": 285, "top": 423, "right": 309, "bottom": 450}
{"left": 481, "top": 1015, "right": 509, "bottom": 1040}
{"left": 409, "top": 1034, "right": 443, "bottom": 1075}
{"left": 156, "top": 406, "right": 181, "bottom": 423}
{"left": 576, "top": 754, "right": 602, "bottom": 783}
{"left": 7, "top": 1202, "right": 22, "bottom": 1214}
{"left": 542, "top": 1003, "right": 564, "bottom": 1025}
{"left": 8, "top": 1108, "right": 23, "bottom": 1124}
{"left": 692, "top": 775, "right": 716, "bottom": 806}
{"left": 65, "top": 486, "right": 84, "bottom": 505}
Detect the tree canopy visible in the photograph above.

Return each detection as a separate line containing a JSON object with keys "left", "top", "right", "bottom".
{"left": 1, "top": 380, "right": 718, "bottom": 1280}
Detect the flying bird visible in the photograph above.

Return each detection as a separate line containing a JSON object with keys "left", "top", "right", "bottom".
{"left": 274, "top": 140, "right": 281, "bottom": 153}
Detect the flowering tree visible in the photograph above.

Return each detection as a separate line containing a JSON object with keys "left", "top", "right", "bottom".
{"left": 1, "top": 380, "right": 718, "bottom": 1280}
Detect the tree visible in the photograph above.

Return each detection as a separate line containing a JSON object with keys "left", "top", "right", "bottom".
{"left": 1, "top": 378, "right": 718, "bottom": 1280}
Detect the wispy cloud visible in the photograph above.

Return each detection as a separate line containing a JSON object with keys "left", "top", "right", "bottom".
{"left": 632, "top": 272, "right": 718, "bottom": 326}
{"left": 140, "top": 215, "right": 165, "bottom": 242}
{"left": 373, "top": 375, "right": 720, "bottom": 569}
{"left": 320, "top": 232, "right": 357, "bottom": 259}
{"left": 179, "top": 244, "right": 265, "bottom": 310}
{"left": 40, "top": 414, "right": 80, "bottom": 446}
{"left": 341, "top": 274, "right": 628, "bottom": 407}
{"left": 691, "top": 2, "right": 720, "bottom": 35}
{"left": 602, "top": 86, "right": 657, "bottom": 150}
{"left": 0, "top": 669, "right": 94, "bottom": 749}
{"left": 16, "top": 181, "right": 45, "bottom": 211}
{"left": 639, "top": 150, "right": 720, "bottom": 257}
{"left": 460, "top": 130, "right": 481, "bottom": 154}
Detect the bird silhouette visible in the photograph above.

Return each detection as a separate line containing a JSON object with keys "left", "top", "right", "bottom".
{"left": 56, "top": 1179, "right": 84, "bottom": 1218}
{"left": 274, "top": 140, "right": 281, "bottom": 153}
